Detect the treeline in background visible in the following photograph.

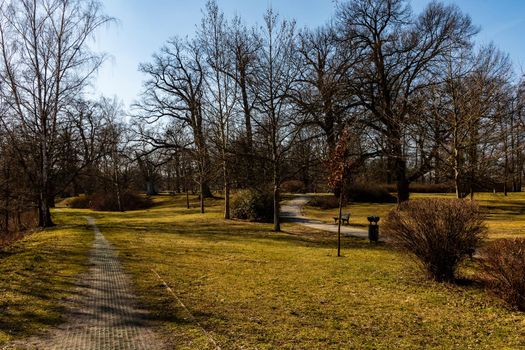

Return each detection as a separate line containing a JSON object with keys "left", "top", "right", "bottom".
{"left": 0, "top": 0, "right": 524, "bottom": 237}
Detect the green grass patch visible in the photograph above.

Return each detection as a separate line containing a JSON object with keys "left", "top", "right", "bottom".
{"left": 303, "top": 192, "right": 525, "bottom": 238}
{"left": 53, "top": 194, "right": 525, "bottom": 349}
{"left": 0, "top": 214, "right": 92, "bottom": 346}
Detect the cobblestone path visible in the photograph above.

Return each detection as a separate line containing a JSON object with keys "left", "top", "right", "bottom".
{"left": 10, "top": 217, "right": 163, "bottom": 350}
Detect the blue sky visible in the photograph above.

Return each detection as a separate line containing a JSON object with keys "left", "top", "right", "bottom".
{"left": 92, "top": 0, "right": 525, "bottom": 108}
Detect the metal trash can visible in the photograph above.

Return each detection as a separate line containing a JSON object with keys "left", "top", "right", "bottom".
{"left": 367, "top": 216, "right": 380, "bottom": 243}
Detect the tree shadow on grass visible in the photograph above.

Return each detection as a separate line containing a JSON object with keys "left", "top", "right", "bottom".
{"left": 97, "top": 220, "right": 386, "bottom": 255}
{"left": 0, "top": 225, "right": 91, "bottom": 344}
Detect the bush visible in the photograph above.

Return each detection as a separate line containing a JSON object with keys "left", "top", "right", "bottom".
{"left": 66, "top": 195, "right": 91, "bottom": 209}
{"left": 383, "top": 183, "right": 454, "bottom": 193}
{"left": 308, "top": 183, "right": 396, "bottom": 209}
{"left": 281, "top": 180, "right": 306, "bottom": 193}
{"left": 383, "top": 198, "right": 486, "bottom": 282}
{"left": 0, "top": 208, "right": 38, "bottom": 247}
{"left": 409, "top": 183, "right": 454, "bottom": 193}
{"left": 308, "top": 196, "right": 341, "bottom": 210}
{"left": 346, "top": 183, "right": 397, "bottom": 203}
{"left": 65, "top": 192, "right": 153, "bottom": 211}
{"left": 479, "top": 239, "right": 525, "bottom": 311}
{"left": 231, "top": 189, "right": 274, "bottom": 222}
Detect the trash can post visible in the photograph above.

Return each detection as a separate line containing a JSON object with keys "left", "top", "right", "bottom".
{"left": 367, "top": 216, "right": 380, "bottom": 243}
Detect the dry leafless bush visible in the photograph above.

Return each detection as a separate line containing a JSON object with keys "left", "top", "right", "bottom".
{"left": 479, "top": 239, "right": 525, "bottom": 311}
{"left": 281, "top": 180, "right": 306, "bottom": 194}
{"left": 346, "top": 183, "right": 397, "bottom": 203}
{"left": 66, "top": 192, "right": 153, "bottom": 211}
{"left": 384, "top": 198, "right": 487, "bottom": 282}
{"left": 308, "top": 196, "right": 341, "bottom": 210}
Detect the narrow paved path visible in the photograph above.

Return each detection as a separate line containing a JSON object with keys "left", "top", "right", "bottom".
{"left": 281, "top": 196, "right": 370, "bottom": 239}
{"left": 11, "top": 217, "right": 163, "bottom": 350}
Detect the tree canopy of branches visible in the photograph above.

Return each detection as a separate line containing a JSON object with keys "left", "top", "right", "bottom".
{"left": 337, "top": 0, "right": 478, "bottom": 202}
{"left": 4, "top": 0, "right": 523, "bottom": 235}
{"left": 0, "top": 0, "right": 112, "bottom": 227}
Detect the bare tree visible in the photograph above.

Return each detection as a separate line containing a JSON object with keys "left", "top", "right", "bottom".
{"left": 293, "top": 25, "right": 356, "bottom": 154}
{"left": 200, "top": 0, "right": 237, "bottom": 219}
{"left": 252, "top": 8, "right": 300, "bottom": 232}
{"left": 337, "top": 0, "right": 477, "bottom": 202}
{"left": 432, "top": 45, "right": 512, "bottom": 198}
{"left": 137, "top": 37, "right": 212, "bottom": 213}
{"left": 225, "top": 16, "right": 261, "bottom": 186}
{"left": 0, "top": 0, "right": 111, "bottom": 227}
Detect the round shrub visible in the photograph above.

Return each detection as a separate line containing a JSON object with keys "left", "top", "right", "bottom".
{"left": 382, "top": 183, "right": 455, "bottom": 193}
{"left": 308, "top": 196, "right": 340, "bottom": 210}
{"left": 479, "top": 239, "right": 525, "bottom": 311}
{"left": 346, "top": 183, "right": 397, "bottom": 203}
{"left": 281, "top": 180, "right": 306, "bottom": 193}
{"left": 383, "top": 198, "right": 486, "bottom": 282}
{"left": 65, "top": 195, "right": 91, "bottom": 209}
{"left": 231, "top": 189, "right": 274, "bottom": 222}
{"left": 65, "top": 192, "right": 153, "bottom": 211}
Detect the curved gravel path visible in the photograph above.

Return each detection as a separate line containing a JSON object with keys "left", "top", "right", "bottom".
{"left": 281, "top": 195, "right": 370, "bottom": 239}
{"left": 10, "top": 217, "right": 164, "bottom": 350}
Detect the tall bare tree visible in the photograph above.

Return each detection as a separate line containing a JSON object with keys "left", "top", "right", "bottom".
{"left": 337, "top": 0, "right": 477, "bottom": 202}
{"left": 293, "top": 25, "right": 356, "bottom": 154}
{"left": 0, "top": 0, "right": 111, "bottom": 227}
{"left": 225, "top": 16, "right": 261, "bottom": 186}
{"left": 137, "top": 37, "right": 213, "bottom": 213}
{"left": 253, "top": 8, "right": 300, "bottom": 231}
{"left": 431, "top": 45, "right": 512, "bottom": 198}
{"left": 200, "top": 0, "right": 237, "bottom": 219}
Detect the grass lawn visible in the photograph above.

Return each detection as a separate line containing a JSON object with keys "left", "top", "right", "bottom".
{"left": 302, "top": 192, "right": 525, "bottom": 239}
{"left": 46, "top": 194, "right": 525, "bottom": 349}
{"left": 0, "top": 213, "right": 93, "bottom": 346}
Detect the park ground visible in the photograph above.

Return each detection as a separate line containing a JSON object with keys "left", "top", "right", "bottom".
{"left": 1, "top": 193, "right": 525, "bottom": 349}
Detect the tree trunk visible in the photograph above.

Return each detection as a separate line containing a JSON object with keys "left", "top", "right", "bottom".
{"left": 454, "top": 146, "right": 461, "bottom": 199}
{"left": 72, "top": 179, "right": 79, "bottom": 197}
{"left": 325, "top": 121, "right": 336, "bottom": 156}
{"left": 337, "top": 186, "right": 343, "bottom": 257}
{"left": 38, "top": 195, "right": 54, "bottom": 228}
{"left": 388, "top": 125, "right": 410, "bottom": 203}
{"left": 40, "top": 139, "right": 54, "bottom": 227}
{"left": 115, "top": 187, "right": 123, "bottom": 212}
{"left": 224, "top": 182, "right": 230, "bottom": 220}
{"left": 201, "top": 182, "right": 213, "bottom": 198}
{"left": 393, "top": 148, "right": 410, "bottom": 203}
{"left": 146, "top": 180, "right": 157, "bottom": 196}
{"left": 273, "top": 183, "right": 280, "bottom": 232}
{"left": 3, "top": 203, "right": 9, "bottom": 233}
{"left": 175, "top": 158, "right": 181, "bottom": 193}
{"left": 273, "top": 141, "right": 281, "bottom": 232}
{"left": 455, "top": 171, "right": 461, "bottom": 199}
{"left": 193, "top": 113, "right": 213, "bottom": 199}
{"left": 239, "top": 70, "right": 255, "bottom": 187}
{"left": 200, "top": 181, "right": 205, "bottom": 214}
{"left": 46, "top": 195, "right": 55, "bottom": 209}
{"left": 223, "top": 160, "right": 230, "bottom": 219}
{"left": 114, "top": 165, "right": 123, "bottom": 212}
{"left": 396, "top": 176, "right": 410, "bottom": 203}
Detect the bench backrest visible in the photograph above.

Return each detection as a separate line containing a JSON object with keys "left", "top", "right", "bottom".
{"left": 342, "top": 213, "right": 350, "bottom": 220}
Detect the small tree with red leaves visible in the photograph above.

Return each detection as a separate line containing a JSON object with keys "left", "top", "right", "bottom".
{"left": 327, "top": 127, "right": 368, "bottom": 256}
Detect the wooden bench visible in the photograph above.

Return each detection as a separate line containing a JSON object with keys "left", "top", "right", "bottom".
{"left": 333, "top": 213, "right": 350, "bottom": 225}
